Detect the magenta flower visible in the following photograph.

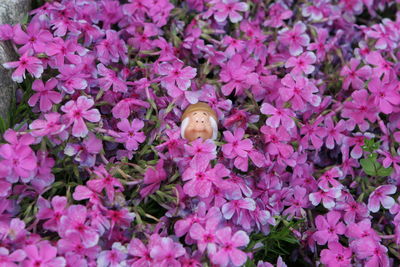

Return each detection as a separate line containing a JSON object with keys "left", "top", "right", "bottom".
{"left": 285, "top": 51, "right": 316, "bottom": 75}
{"left": 22, "top": 242, "right": 66, "bottom": 267}
{"left": 260, "top": 102, "right": 295, "bottom": 129}
{"left": 221, "top": 194, "right": 256, "bottom": 220}
{"left": 184, "top": 138, "right": 217, "bottom": 168}
{"left": 36, "top": 196, "right": 67, "bottom": 232}
{"left": 115, "top": 118, "right": 146, "bottom": 151}
{"left": 340, "top": 58, "right": 372, "bottom": 90}
{"left": 365, "top": 51, "right": 393, "bottom": 80}
{"left": 59, "top": 205, "right": 99, "bottom": 248}
{"left": 61, "top": 96, "right": 101, "bottom": 138}
{"left": 313, "top": 211, "right": 346, "bottom": 245}
{"left": 190, "top": 218, "right": 219, "bottom": 254}
{"left": 140, "top": 159, "right": 167, "bottom": 197}
{"left": 97, "top": 243, "right": 127, "bottom": 267}
{"left": 309, "top": 186, "right": 341, "bottom": 209}
{"left": 222, "top": 128, "right": 254, "bottom": 171}
{"left": 211, "top": 227, "right": 249, "bottom": 267}
{"left": 219, "top": 54, "right": 259, "bottom": 96}
{"left": 0, "top": 24, "right": 13, "bottom": 40}
{"left": 13, "top": 20, "right": 52, "bottom": 54}
{"left": 64, "top": 132, "right": 103, "bottom": 167}
{"left": 324, "top": 117, "right": 346, "bottom": 149}
{"left": 368, "top": 185, "right": 397, "bottom": 213}
{"left": 279, "top": 74, "right": 321, "bottom": 111}
{"left": 57, "top": 64, "right": 89, "bottom": 94}
{"left": 149, "top": 237, "right": 186, "bottom": 266}
{"left": 46, "top": 37, "right": 85, "bottom": 68}
{"left": 352, "top": 238, "right": 389, "bottom": 267}
{"left": 320, "top": 242, "right": 352, "bottom": 267}
{"left": 214, "top": 0, "right": 248, "bottom": 23}
{"left": 2, "top": 52, "right": 43, "bottom": 83}
{"left": 28, "top": 78, "right": 62, "bottom": 112}
{"left": 88, "top": 165, "right": 123, "bottom": 202}
{"left": 278, "top": 22, "right": 310, "bottom": 56}
{"left": 282, "top": 186, "right": 309, "bottom": 219}
{"left": 128, "top": 238, "right": 154, "bottom": 266}
{"left": 0, "top": 247, "right": 26, "bottom": 267}
{"left": 367, "top": 77, "right": 400, "bottom": 114}
{"left": 260, "top": 125, "right": 294, "bottom": 162}
{"left": 97, "top": 63, "right": 127, "bottom": 93}
{"left": 308, "top": 28, "right": 330, "bottom": 60}
{"left": 342, "top": 90, "right": 377, "bottom": 132}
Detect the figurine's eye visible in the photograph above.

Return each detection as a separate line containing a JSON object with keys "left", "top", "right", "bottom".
{"left": 203, "top": 112, "right": 207, "bottom": 115}
{"left": 194, "top": 112, "right": 197, "bottom": 115}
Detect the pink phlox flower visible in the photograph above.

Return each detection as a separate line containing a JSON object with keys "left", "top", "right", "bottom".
{"left": 79, "top": 21, "right": 104, "bottom": 47}
{"left": 111, "top": 98, "right": 150, "bottom": 119}
{"left": 309, "top": 185, "right": 342, "bottom": 209}
{"left": 340, "top": 58, "right": 372, "bottom": 90}
{"left": 0, "top": 218, "right": 27, "bottom": 241}
{"left": 279, "top": 74, "right": 321, "bottom": 110}
{"left": 147, "top": 0, "right": 174, "bottom": 27}
{"left": 300, "top": 116, "right": 327, "bottom": 150}
{"left": 28, "top": 78, "right": 62, "bottom": 112}
{"left": 140, "top": 159, "right": 167, "bottom": 197}
{"left": 97, "top": 242, "right": 127, "bottom": 267}
{"left": 219, "top": 54, "right": 259, "bottom": 96}
{"left": 127, "top": 238, "right": 154, "bottom": 266}
{"left": 115, "top": 118, "right": 146, "bottom": 151}
{"left": 312, "top": 211, "right": 346, "bottom": 245}
{"left": 59, "top": 205, "right": 99, "bottom": 248}
{"left": 283, "top": 186, "right": 309, "bottom": 219}
{"left": 0, "top": 24, "right": 14, "bottom": 41}
{"left": 263, "top": 2, "right": 292, "bottom": 28}
{"left": 222, "top": 128, "right": 254, "bottom": 171}
{"left": 57, "top": 64, "right": 89, "bottom": 94}
{"left": 88, "top": 165, "right": 123, "bottom": 202}
{"left": 366, "top": 22, "right": 396, "bottom": 50}
{"left": 22, "top": 241, "right": 66, "bottom": 267}
{"left": 57, "top": 232, "right": 99, "bottom": 259}
{"left": 214, "top": 0, "right": 248, "bottom": 23}
{"left": 64, "top": 132, "right": 102, "bottom": 167}
{"left": 106, "top": 208, "right": 135, "bottom": 233}
{"left": 127, "top": 23, "right": 159, "bottom": 51}
{"left": 0, "top": 130, "right": 37, "bottom": 183}
{"left": 182, "top": 160, "right": 214, "bottom": 198}
{"left": 97, "top": 63, "right": 127, "bottom": 93}
{"left": 184, "top": 138, "right": 217, "bottom": 168}
{"left": 336, "top": 200, "right": 369, "bottom": 224}
{"left": 320, "top": 241, "right": 352, "bottom": 267}
{"left": 36, "top": 196, "right": 68, "bottom": 232}
{"left": 285, "top": 51, "right": 316, "bottom": 75}
{"left": 61, "top": 96, "right": 101, "bottom": 138}
{"left": 199, "top": 84, "right": 232, "bottom": 120}
{"left": 189, "top": 210, "right": 222, "bottom": 254}
{"left": 308, "top": 28, "right": 331, "bottom": 60}
{"left": 342, "top": 90, "right": 377, "bottom": 131}
{"left": 261, "top": 102, "right": 295, "bottom": 129}
{"left": 324, "top": 117, "right": 346, "bottom": 149}
{"left": 13, "top": 20, "right": 52, "bottom": 54}
{"left": 278, "top": 21, "right": 310, "bottom": 56}
{"left": 378, "top": 149, "right": 400, "bottom": 174}
{"left": 0, "top": 247, "right": 26, "bottom": 267}
{"left": 317, "top": 167, "right": 343, "bottom": 190}
{"left": 367, "top": 77, "right": 400, "bottom": 114}
{"left": 346, "top": 219, "right": 380, "bottom": 243}
{"left": 32, "top": 151, "right": 55, "bottom": 190}
{"left": 156, "top": 128, "right": 185, "bottom": 159}
{"left": 222, "top": 36, "right": 246, "bottom": 57}
{"left": 365, "top": 51, "right": 393, "bottom": 81}
{"left": 223, "top": 108, "right": 259, "bottom": 131}
{"left": 351, "top": 238, "right": 389, "bottom": 267}
{"left": 211, "top": 227, "right": 249, "bottom": 267}
{"left": 149, "top": 237, "right": 186, "bottom": 267}
{"left": 343, "top": 133, "right": 373, "bottom": 159}
{"left": 29, "top": 113, "right": 65, "bottom": 137}
{"left": 2, "top": 52, "right": 43, "bottom": 83}
{"left": 221, "top": 192, "right": 256, "bottom": 220}
{"left": 367, "top": 185, "right": 396, "bottom": 213}
{"left": 260, "top": 125, "right": 294, "bottom": 165}
{"left": 157, "top": 60, "right": 198, "bottom": 105}
{"left": 46, "top": 37, "right": 86, "bottom": 68}
{"left": 95, "top": 30, "right": 128, "bottom": 65}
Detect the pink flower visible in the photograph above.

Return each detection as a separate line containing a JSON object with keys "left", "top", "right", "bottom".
{"left": 221, "top": 194, "right": 256, "bottom": 220}
{"left": 352, "top": 238, "right": 389, "bottom": 267}
{"left": 140, "top": 159, "right": 167, "bottom": 197}
{"left": 97, "top": 63, "right": 127, "bottom": 93}
{"left": 309, "top": 186, "right": 341, "bottom": 209}
{"left": 285, "top": 51, "right": 316, "bottom": 75}
{"left": 115, "top": 119, "right": 146, "bottom": 151}
{"left": 13, "top": 20, "right": 52, "bottom": 54}
{"left": 59, "top": 205, "right": 99, "bottom": 248}
{"left": 278, "top": 22, "right": 310, "bottom": 56}
{"left": 308, "top": 28, "right": 330, "bottom": 60}
{"left": 2, "top": 52, "right": 43, "bottom": 83}
{"left": 0, "top": 247, "right": 26, "bottom": 267}
{"left": 28, "top": 79, "right": 62, "bottom": 112}
{"left": 22, "top": 242, "right": 66, "bottom": 267}
{"left": 283, "top": 186, "right": 309, "bottom": 219}
{"left": 313, "top": 211, "right": 346, "bottom": 245}
{"left": 211, "top": 227, "right": 249, "bottom": 267}
{"left": 219, "top": 54, "right": 258, "bottom": 96}
{"left": 88, "top": 165, "right": 123, "bottom": 202}
{"left": 324, "top": 117, "right": 346, "bottom": 149}
{"left": 279, "top": 74, "right": 320, "bottom": 111}
{"left": 128, "top": 238, "right": 154, "bottom": 266}
{"left": 365, "top": 51, "right": 393, "bottom": 80}
{"left": 340, "top": 58, "right": 372, "bottom": 90}
{"left": 97, "top": 243, "right": 127, "bottom": 267}
{"left": 320, "top": 241, "right": 352, "bottom": 267}
{"left": 36, "top": 196, "right": 67, "bottom": 232}
{"left": 263, "top": 3, "right": 292, "bottom": 28}
{"left": 367, "top": 77, "right": 400, "bottom": 114}
{"left": 57, "top": 64, "right": 89, "bottom": 94}
{"left": 342, "top": 90, "right": 377, "bottom": 131}
{"left": 61, "top": 96, "right": 101, "bottom": 138}
{"left": 190, "top": 218, "right": 220, "bottom": 254}
{"left": 260, "top": 102, "right": 295, "bottom": 129}
{"left": 222, "top": 128, "right": 253, "bottom": 171}
{"left": 64, "top": 132, "right": 103, "bottom": 167}
{"left": 184, "top": 139, "right": 217, "bottom": 168}
{"left": 150, "top": 237, "right": 186, "bottom": 267}
{"left": 368, "top": 185, "right": 397, "bottom": 213}
{"left": 214, "top": 0, "right": 248, "bottom": 23}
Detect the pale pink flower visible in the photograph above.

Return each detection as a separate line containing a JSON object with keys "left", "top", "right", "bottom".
{"left": 22, "top": 242, "right": 66, "bottom": 267}
{"left": 115, "top": 119, "right": 146, "bottom": 151}
{"left": 222, "top": 128, "right": 254, "bottom": 171}
{"left": 320, "top": 241, "right": 352, "bottom": 267}
{"left": 285, "top": 51, "right": 316, "bottom": 75}
{"left": 150, "top": 237, "right": 186, "bottom": 267}
{"left": 260, "top": 102, "right": 295, "bottom": 129}
{"left": 88, "top": 165, "right": 123, "bottom": 202}
{"left": 214, "top": 0, "right": 248, "bottom": 23}
{"left": 313, "top": 211, "right": 346, "bottom": 245}
{"left": 97, "top": 243, "right": 127, "bottom": 267}
{"left": 0, "top": 247, "right": 26, "bottom": 267}
{"left": 278, "top": 22, "right": 310, "bottom": 56}
{"left": 309, "top": 186, "right": 341, "bottom": 209}
{"left": 28, "top": 78, "right": 61, "bottom": 112}
{"left": 340, "top": 58, "right": 372, "bottom": 90}
{"left": 2, "top": 52, "right": 43, "bottom": 83}
{"left": 368, "top": 185, "right": 397, "bottom": 213}
{"left": 36, "top": 196, "right": 67, "bottom": 232}
{"left": 29, "top": 113, "right": 65, "bottom": 137}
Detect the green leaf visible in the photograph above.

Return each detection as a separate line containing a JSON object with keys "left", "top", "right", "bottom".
{"left": 377, "top": 166, "right": 393, "bottom": 177}
{"left": 360, "top": 158, "right": 380, "bottom": 176}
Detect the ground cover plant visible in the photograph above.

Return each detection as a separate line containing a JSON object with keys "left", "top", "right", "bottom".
{"left": 1, "top": 0, "right": 400, "bottom": 266}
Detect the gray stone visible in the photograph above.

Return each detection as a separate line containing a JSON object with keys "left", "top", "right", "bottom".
{"left": 0, "top": 0, "right": 31, "bottom": 122}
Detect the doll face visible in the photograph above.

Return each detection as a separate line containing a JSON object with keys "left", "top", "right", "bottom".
{"left": 184, "top": 111, "right": 213, "bottom": 141}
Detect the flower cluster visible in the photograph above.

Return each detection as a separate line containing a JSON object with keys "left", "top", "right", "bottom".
{"left": 1, "top": 0, "right": 400, "bottom": 266}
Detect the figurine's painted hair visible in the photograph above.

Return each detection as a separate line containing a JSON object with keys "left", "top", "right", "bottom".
{"left": 180, "top": 116, "right": 218, "bottom": 140}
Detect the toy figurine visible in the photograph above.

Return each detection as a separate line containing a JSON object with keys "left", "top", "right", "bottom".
{"left": 181, "top": 102, "right": 218, "bottom": 142}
